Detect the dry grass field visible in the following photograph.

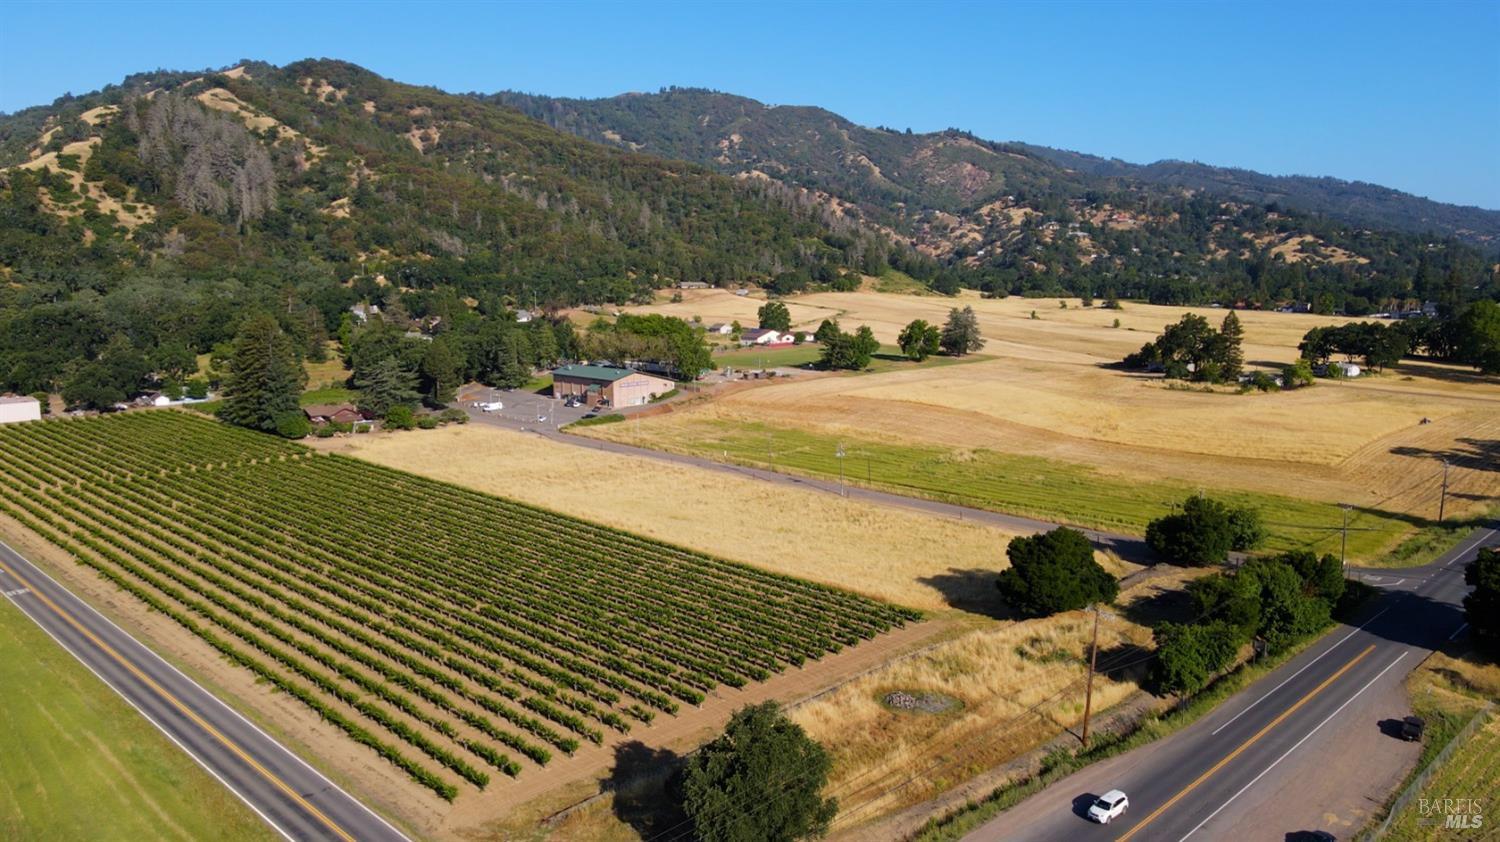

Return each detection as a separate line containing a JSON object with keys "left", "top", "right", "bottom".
{"left": 308, "top": 423, "right": 1033, "bottom": 612}
{"left": 605, "top": 290, "right": 1500, "bottom": 560}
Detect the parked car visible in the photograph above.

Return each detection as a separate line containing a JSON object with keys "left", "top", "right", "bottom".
{"left": 1087, "top": 790, "right": 1129, "bottom": 824}
{"left": 477, "top": 401, "right": 504, "bottom": 413}
{"left": 1400, "top": 715, "right": 1425, "bottom": 741}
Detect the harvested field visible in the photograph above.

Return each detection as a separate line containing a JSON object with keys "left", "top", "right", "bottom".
{"left": 0, "top": 412, "right": 916, "bottom": 813}
{"left": 311, "top": 423, "right": 1028, "bottom": 612}
{"left": 605, "top": 290, "right": 1500, "bottom": 561}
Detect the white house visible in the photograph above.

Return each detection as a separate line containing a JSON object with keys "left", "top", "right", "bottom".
{"left": 706, "top": 323, "right": 733, "bottom": 335}
{"left": 514, "top": 309, "right": 535, "bottom": 323}
{"left": 349, "top": 303, "right": 381, "bottom": 323}
{"left": 0, "top": 395, "right": 42, "bottom": 424}
{"left": 739, "top": 328, "right": 788, "bottom": 346}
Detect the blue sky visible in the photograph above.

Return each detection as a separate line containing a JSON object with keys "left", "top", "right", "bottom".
{"left": 3, "top": 0, "right": 1497, "bottom": 208}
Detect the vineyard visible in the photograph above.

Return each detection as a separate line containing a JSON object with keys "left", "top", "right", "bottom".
{"left": 0, "top": 411, "right": 917, "bottom": 800}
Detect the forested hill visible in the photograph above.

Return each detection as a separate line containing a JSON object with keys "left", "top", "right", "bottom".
{"left": 0, "top": 59, "right": 891, "bottom": 308}
{"left": 491, "top": 87, "right": 1500, "bottom": 250}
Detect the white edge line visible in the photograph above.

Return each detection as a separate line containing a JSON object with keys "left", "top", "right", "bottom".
{"left": 1449, "top": 623, "right": 1469, "bottom": 641}
{"left": 1, "top": 589, "right": 298, "bottom": 842}
{"left": 1446, "top": 529, "right": 1495, "bottom": 568}
{"left": 1211, "top": 604, "right": 1393, "bottom": 737}
{"left": 1180, "top": 651, "right": 1410, "bottom": 841}
{"left": 0, "top": 539, "right": 413, "bottom": 842}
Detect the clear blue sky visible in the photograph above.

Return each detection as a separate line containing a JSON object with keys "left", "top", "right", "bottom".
{"left": 3, "top": 0, "right": 1497, "bottom": 208}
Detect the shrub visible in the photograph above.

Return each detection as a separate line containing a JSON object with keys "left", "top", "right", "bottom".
{"left": 416, "top": 415, "right": 440, "bottom": 429}
{"left": 995, "top": 527, "right": 1118, "bottom": 618}
{"left": 185, "top": 378, "right": 210, "bottom": 400}
{"left": 439, "top": 408, "right": 468, "bottom": 424}
{"left": 314, "top": 426, "right": 336, "bottom": 438}
{"left": 1149, "top": 620, "right": 1243, "bottom": 696}
{"left": 384, "top": 404, "right": 416, "bottom": 430}
{"left": 274, "top": 410, "right": 311, "bottom": 440}
{"left": 30, "top": 392, "right": 49, "bottom": 414}
{"left": 679, "top": 702, "right": 837, "bottom": 842}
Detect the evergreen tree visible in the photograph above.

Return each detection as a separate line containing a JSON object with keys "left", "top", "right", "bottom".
{"left": 356, "top": 356, "right": 420, "bottom": 418}
{"left": 679, "top": 702, "right": 837, "bottom": 842}
{"left": 813, "top": 318, "right": 841, "bottom": 345}
{"left": 995, "top": 527, "right": 1118, "bottom": 617}
{"left": 1218, "top": 311, "right": 1245, "bottom": 380}
{"left": 940, "top": 306, "right": 985, "bottom": 356}
{"left": 420, "top": 338, "right": 462, "bottom": 406}
{"left": 220, "top": 314, "right": 305, "bottom": 432}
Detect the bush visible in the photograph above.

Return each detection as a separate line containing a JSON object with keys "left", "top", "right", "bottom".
{"left": 185, "top": 378, "right": 210, "bottom": 400}
{"left": 995, "top": 527, "right": 1118, "bottom": 618}
{"left": 274, "top": 410, "right": 311, "bottom": 440}
{"left": 384, "top": 404, "right": 416, "bottom": 430}
{"left": 439, "top": 408, "right": 468, "bottom": 424}
{"left": 1149, "top": 621, "right": 1243, "bottom": 695}
{"left": 30, "top": 392, "right": 49, "bottom": 414}
{"left": 1146, "top": 495, "right": 1263, "bottom": 566}
{"left": 314, "top": 425, "right": 336, "bottom": 438}
{"left": 416, "top": 415, "right": 440, "bottom": 429}
{"left": 679, "top": 702, "right": 837, "bottom": 842}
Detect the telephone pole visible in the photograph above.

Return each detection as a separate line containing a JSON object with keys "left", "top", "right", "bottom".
{"left": 1340, "top": 503, "right": 1352, "bottom": 569}
{"left": 1081, "top": 605, "right": 1102, "bottom": 749}
{"left": 1438, "top": 460, "right": 1451, "bottom": 522}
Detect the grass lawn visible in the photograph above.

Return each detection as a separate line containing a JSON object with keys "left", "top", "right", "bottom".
{"left": 299, "top": 385, "right": 357, "bottom": 406}
{"left": 586, "top": 419, "right": 1443, "bottom": 562}
{"left": 0, "top": 598, "right": 275, "bottom": 842}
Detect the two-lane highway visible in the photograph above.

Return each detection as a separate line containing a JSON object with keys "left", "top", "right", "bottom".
{"left": 966, "top": 525, "right": 1497, "bottom": 841}
{"left": 0, "top": 539, "right": 411, "bottom": 842}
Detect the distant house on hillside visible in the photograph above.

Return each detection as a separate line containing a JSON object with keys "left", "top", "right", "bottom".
{"left": 0, "top": 395, "right": 41, "bottom": 425}
{"left": 706, "top": 323, "right": 733, "bottom": 335}
{"left": 514, "top": 309, "right": 535, "bottom": 323}
{"left": 676, "top": 281, "right": 710, "bottom": 290}
{"left": 350, "top": 303, "right": 380, "bottom": 323}
{"left": 740, "top": 328, "right": 793, "bottom": 347}
{"left": 551, "top": 364, "right": 675, "bottom": 407}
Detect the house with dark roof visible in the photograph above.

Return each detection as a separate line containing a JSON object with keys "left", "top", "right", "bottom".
{"left": 551, "top": 364, "right": 676, "bottom": 407}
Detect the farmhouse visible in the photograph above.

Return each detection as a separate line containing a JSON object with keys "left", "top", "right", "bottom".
{"left": 0, "top": 395, "right": 41, "bottom": 425}
{"left": 740, "top": 328, "right": 790, "bottom": 347}
{"left": 551, "top": 364, "right": 675, "bottom": 407}
{"left": 706, "top": 323, "right": 733, "bottom": 335}
{"left": 304, "top": 404, "right": 371, "bottom": 426}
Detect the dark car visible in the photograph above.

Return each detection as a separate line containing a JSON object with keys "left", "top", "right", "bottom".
{"left": 1400, "top": 715, "right": 1425, "bottom": 741}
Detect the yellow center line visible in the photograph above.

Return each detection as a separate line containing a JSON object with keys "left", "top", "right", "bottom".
{"left": 1115, "top": 643, "right": 1376, "bottom": 842}
{"left": 0, "top": 557, "right": 356, "bottom": 842}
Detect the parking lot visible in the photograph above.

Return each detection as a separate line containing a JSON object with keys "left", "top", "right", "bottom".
{"left": 458, "top": 386, "right": 595, "bottom": 430}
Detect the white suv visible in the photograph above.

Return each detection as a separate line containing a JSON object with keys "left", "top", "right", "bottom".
{"left": 1087, "top": 790, "right": 1129, "bottom": 824}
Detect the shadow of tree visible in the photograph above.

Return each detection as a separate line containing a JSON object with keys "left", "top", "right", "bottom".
{"left": 916, "top": 567, "right": 1017, "bottom": 619}
{"left": 1390, "top": 438, "right": 1500, "bottom": 474}
{"left": 605, "top": 741, "right": 687, "bottom": 840}
{"left": 1118, "top": 582, "right": 1198, "bottom": 628}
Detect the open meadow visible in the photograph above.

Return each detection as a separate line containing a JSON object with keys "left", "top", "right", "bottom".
{"left": 597, "top": 290, "right": 1500, "bottom": 563}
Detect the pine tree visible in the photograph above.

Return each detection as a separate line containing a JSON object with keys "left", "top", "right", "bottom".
{"left": 220, "top": 314, "right": 305, "bottom": 432}
{"left": 1219, "top": 311, "right": 1245, "bottom": 380}
{"left": 356, "top": 356, "right": 420, "bottom": 418}
{"left": 940, "top": 306, "right": 986, "bottom": 356}
{"left": 420, "top": 338, "right": 462, "bottom": 406}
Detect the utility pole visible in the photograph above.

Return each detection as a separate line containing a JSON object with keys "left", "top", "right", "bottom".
{"left": 1340, "top": 503, "right": 1352, "bottom": 569}
{"left": 1081, "top": 604, "right": 1102, "bottom": 749}
{"left": 1438, "top": 460, "right": 1451, "bottom": 522}
{"left": 836, "top": 443, "right": 846, "bottom": 496}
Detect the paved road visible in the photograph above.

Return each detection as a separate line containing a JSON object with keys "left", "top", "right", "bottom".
{"left": 964, "top": 524, "right": 1498, "bottom": 842}
{"left": 0, "top": 539, "right": 411, "bottom": 842}
{"left": 460, "top": 390, "right": 1153, "bottom": 562}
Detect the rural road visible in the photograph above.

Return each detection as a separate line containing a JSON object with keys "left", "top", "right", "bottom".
{"left": 461, "top": 393, "right": 1153, "bottom": 562}
{"left": 0, "top": 539, "right": 411, "bottom": 842}
{"left": 963, "top": 524, "right": 1498, "bottom": 842}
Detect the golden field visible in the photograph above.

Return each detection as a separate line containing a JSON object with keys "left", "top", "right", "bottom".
{"left": 307, "top": 423, "right": 1030, "bottom": 612}
{"left": 617, "top": 290, "right": 1500, "bottom": 531}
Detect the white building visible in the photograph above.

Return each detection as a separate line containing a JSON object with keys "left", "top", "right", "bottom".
{"left": 706, "top": 323, "right": 733, "bottom": 335}
{"left": 0, "top": 395, "right": 42, "bottom": 424}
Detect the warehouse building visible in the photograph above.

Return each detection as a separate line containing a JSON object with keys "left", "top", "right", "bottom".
{"left": 0, "top": 395, "right": 42, "bottom": 425}
{"left": 551, "top": 365, "right": 675, "bottom": 408}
